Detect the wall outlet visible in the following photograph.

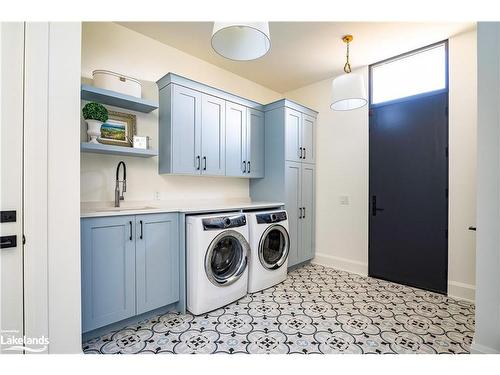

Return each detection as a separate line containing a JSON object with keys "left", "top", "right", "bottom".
{"left": 340, "top": 195, "right": 350, "bottom": 206}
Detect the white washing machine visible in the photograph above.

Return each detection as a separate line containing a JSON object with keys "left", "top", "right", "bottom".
{"left": 186, "top": 212, "right": 250, "bottom": 315}
{"left": 247, "top": 210, "right": 290, "bottom": 293}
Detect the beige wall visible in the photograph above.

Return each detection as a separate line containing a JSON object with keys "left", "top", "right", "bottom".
{"left": 81, "top": 22, "right": 282, "bottom": 203}
{"left": 285, "top": 29, "right": 477, "bottom": 301}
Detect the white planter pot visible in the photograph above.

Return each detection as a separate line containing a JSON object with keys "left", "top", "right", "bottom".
{"left": 86, "top": 119, "right": 103, "bottom": 144}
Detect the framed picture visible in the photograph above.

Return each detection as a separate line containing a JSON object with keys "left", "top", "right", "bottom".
{"left": 98, "top": 111, "right": 136, "bottom": 147}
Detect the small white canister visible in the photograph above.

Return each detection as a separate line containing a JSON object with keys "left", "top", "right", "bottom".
{"left": 92, "top": 70, "right": 142, "bottom": 98}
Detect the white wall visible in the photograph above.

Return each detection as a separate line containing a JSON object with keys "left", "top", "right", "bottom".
{"left": 472, "top": 22, "right": 500, "bottom": 354}
{"left": 285, "top": 29, "right": 478, "bottom": 301}
{"left": 81, "top": 22, "right": 282, "bottom": 203}
{"left": 448, "top": 31, "right": 477, "bottom": 301}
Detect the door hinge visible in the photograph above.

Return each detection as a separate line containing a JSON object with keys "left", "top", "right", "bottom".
{"left": 22, "top": 234, "right": 26, "bottom": 245}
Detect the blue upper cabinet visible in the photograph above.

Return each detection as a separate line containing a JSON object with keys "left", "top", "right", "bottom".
{"left": 246, "top": 108, "right": 265, "bottom": 178}
{"left": 225, "top": 102, "right": 247, "bottom": 177}
{"left": 157, "top": 73, "right": 264, "bottom": 178}
{"left": 201, "top": 94, "right": 226, "bottom": 176}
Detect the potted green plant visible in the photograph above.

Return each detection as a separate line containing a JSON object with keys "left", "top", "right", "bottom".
{"left": 82, "top": 102, "right": 109, "bottom": 144}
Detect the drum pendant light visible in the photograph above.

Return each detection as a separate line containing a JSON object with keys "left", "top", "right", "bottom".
{"left": 331, "top": 35, "right": 367, "bottom": 111}
{"left": 211, "top": 22, "right": 271, "bottom": 61}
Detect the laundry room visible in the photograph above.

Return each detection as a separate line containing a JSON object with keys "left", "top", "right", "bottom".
{"left": 2, "top": 1, "right": 500, "bottom": 373}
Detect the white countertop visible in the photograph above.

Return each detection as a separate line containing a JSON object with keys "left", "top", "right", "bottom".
{"left": 80, "top": 199, "right": 284, "bottom": 218}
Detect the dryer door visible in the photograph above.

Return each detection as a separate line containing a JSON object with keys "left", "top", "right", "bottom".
{"left": 205, "top": 230, "right": 250, "bottom": 286}
{"left": 259, "top": 224, "right": 290, "bottom": 270}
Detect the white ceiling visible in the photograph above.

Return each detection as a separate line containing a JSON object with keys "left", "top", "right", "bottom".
{"left": 117, "top": 22, "right": 475, "bottom": 93}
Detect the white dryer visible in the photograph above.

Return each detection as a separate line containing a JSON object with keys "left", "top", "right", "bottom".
{"left": 186, "top": 212, "right": 250, "bottom": 315}
{"left": 247, "top": 210, "right": 290, "bottom": 293}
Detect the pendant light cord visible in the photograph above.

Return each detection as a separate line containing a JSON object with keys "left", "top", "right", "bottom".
{"left": 344, "top": 40, "right": 352, "bottom": 74}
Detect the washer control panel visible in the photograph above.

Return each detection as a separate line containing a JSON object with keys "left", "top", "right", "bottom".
{"left": 202, "top": 214, "right": 247, "bottom": 230}
{"left": 256, "top": 211, "right": 287, "bottom": 224}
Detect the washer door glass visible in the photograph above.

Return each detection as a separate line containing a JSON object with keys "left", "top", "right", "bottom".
{"left": 259, "top": 225, "right": 289, "bottom": 270}
{"left": 206, "top": 230, "right": 249, "bottom": 286}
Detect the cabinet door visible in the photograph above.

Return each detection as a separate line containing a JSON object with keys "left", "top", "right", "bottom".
{"left": 285, "top": 108, "right": 302, "bottom": 162}
{"left": 247, "top": 108, "right": 265, "bottom": 178}
{"left": 171, "top": 84, "right": 202, "bottom": 174}
{"left": 81, "top": 216, "right": 136, "bottom": 332}
{"left": 301, "top": 114, "right": 315, "bottom": 164}
{"left": 201, "top": 94, "right": 226, "bottom": 176}
{"left": 300, "top": 164, "right": 315, "bottom": 263}
{"left": 135, "top": 213, "right": 179, "bottom": 315}
{"left": 225, "top": 102, "right": 247, "bottom": 176}
{"left": 285, "top": 161, "right": 302, "bottom": 267}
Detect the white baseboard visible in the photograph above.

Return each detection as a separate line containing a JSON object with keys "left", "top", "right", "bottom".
{"left": 470, "top": 340, "right": 500, "bottom": 354}
{"left": 312, "top": 252, "right": 368, "bottom": 276}
{"left": 448, "top": 280, "right": 476, "bottom": 303}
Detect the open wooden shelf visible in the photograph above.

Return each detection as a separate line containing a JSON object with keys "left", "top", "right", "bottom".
{"left": 81, "top": 143, "right": 158, "bottom": 158}
{"left": 81, "top": 84, "right": 158, "bottom": 113}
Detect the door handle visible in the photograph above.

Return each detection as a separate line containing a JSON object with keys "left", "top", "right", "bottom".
{"left": 242, "top": 161, "right": 247, "bottom": 173}
{"left": 195, "top": 155, "right": 201, "bottom": 170}
{"left": 129, "top": 221, "right": 133, "bottom": 241}
{"left": 371, "top": 195, "right": 385, "bottom": 216}
{"left": 0, "top": 235, "right": 17, "bottom": 249}
{"left": 140, "top": 220, "right": 143, "bottom": 239}
{"left": 303, "top": 206, "right": 306, "bottom": 218}
{"left": 303, "top": 148, "right": 306, "bottom": 159}
{"left": 299, "top": 147, "right": 303, "bottom": 159}
{"left": 247, "top": 161, "right": 251, "bottom": 174}
{"left": 468, "top": 226, "right": 477, "bottom": 231}
{"left": 299, "top": 207, "right": 303, "bottom": 219}
{"left": 203, "top": 156, "right": 207, "bottom": 171}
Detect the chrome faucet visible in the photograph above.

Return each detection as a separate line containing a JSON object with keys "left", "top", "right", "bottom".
{"left": 115, "top": 161, "right": 127, "bottom": 207}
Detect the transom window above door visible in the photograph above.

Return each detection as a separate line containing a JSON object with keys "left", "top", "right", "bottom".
{"left": 370, "top": 42, "right": 448, "bottom": 105}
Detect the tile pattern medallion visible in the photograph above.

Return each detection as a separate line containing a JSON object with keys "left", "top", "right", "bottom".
{"left": 82, "top": 264, "right": 475, "bottom": 354}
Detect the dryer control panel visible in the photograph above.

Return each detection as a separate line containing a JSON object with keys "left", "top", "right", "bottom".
{"left": 256, "top": 211, "right": 287, "bottom": 224}
{"left": 202, "top": 214, "right": 247, "bottom": 230}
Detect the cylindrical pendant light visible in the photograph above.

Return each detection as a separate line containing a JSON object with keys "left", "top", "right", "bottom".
{"left": 331, "top": 35, "right": 367, "bottom": 111}
{"left": 211, "top": 22, "right": 271, "bottom": 61}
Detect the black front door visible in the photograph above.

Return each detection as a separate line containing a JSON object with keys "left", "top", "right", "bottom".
{"left": 369, "top": 92, "right": 449, "bottom": 294}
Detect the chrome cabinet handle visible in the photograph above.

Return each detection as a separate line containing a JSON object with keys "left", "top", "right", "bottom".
{"left": 303, "top": 148, "right": 306, "bottom": 159}
{"left": 129, "top": 221, "right": 133, "bottom": 241}
{"left": 195, "top": 156, "right": 201, "bottom": 170}
{"left": 299, "top": 207, "right": 303, "bottom": 219}
{"left": 299, "top": 147, "right": 303, "bottom": 159}
{"left": 140, "top": 220, "right": 143, "bottom": 240}
{"left": 247, "top": 161, "right": 251, "bottom": 174}
{"left": 203, "top": 156, "right": 207, "bottom": 171}
{"left": 303, "top": 207, "right": 306, "bottom": 218}
{"left": 242, "top": 161, "right": 247, "bottom": 173}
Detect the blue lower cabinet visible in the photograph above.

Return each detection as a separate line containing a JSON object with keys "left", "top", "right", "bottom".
{"left": 81, "top": 216, "right": 136, "bottom": 333}
{"left": 81, "top": 213, "right": 180, "bottom": 333}
{"left": 135, "top": 213, "right": 179, "bottom": 315}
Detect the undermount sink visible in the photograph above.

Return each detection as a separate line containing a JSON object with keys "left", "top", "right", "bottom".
{"left": 94, "top": 206, "right": 157, "bottom": 212}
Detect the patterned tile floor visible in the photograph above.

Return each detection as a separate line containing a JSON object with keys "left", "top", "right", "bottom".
{"left": 82, "top": 264, "right": 475, "bottom": 354}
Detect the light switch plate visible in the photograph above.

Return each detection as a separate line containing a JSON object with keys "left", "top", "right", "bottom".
{"left": 340, "top": 195, "right": 350, "bottom": 206}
